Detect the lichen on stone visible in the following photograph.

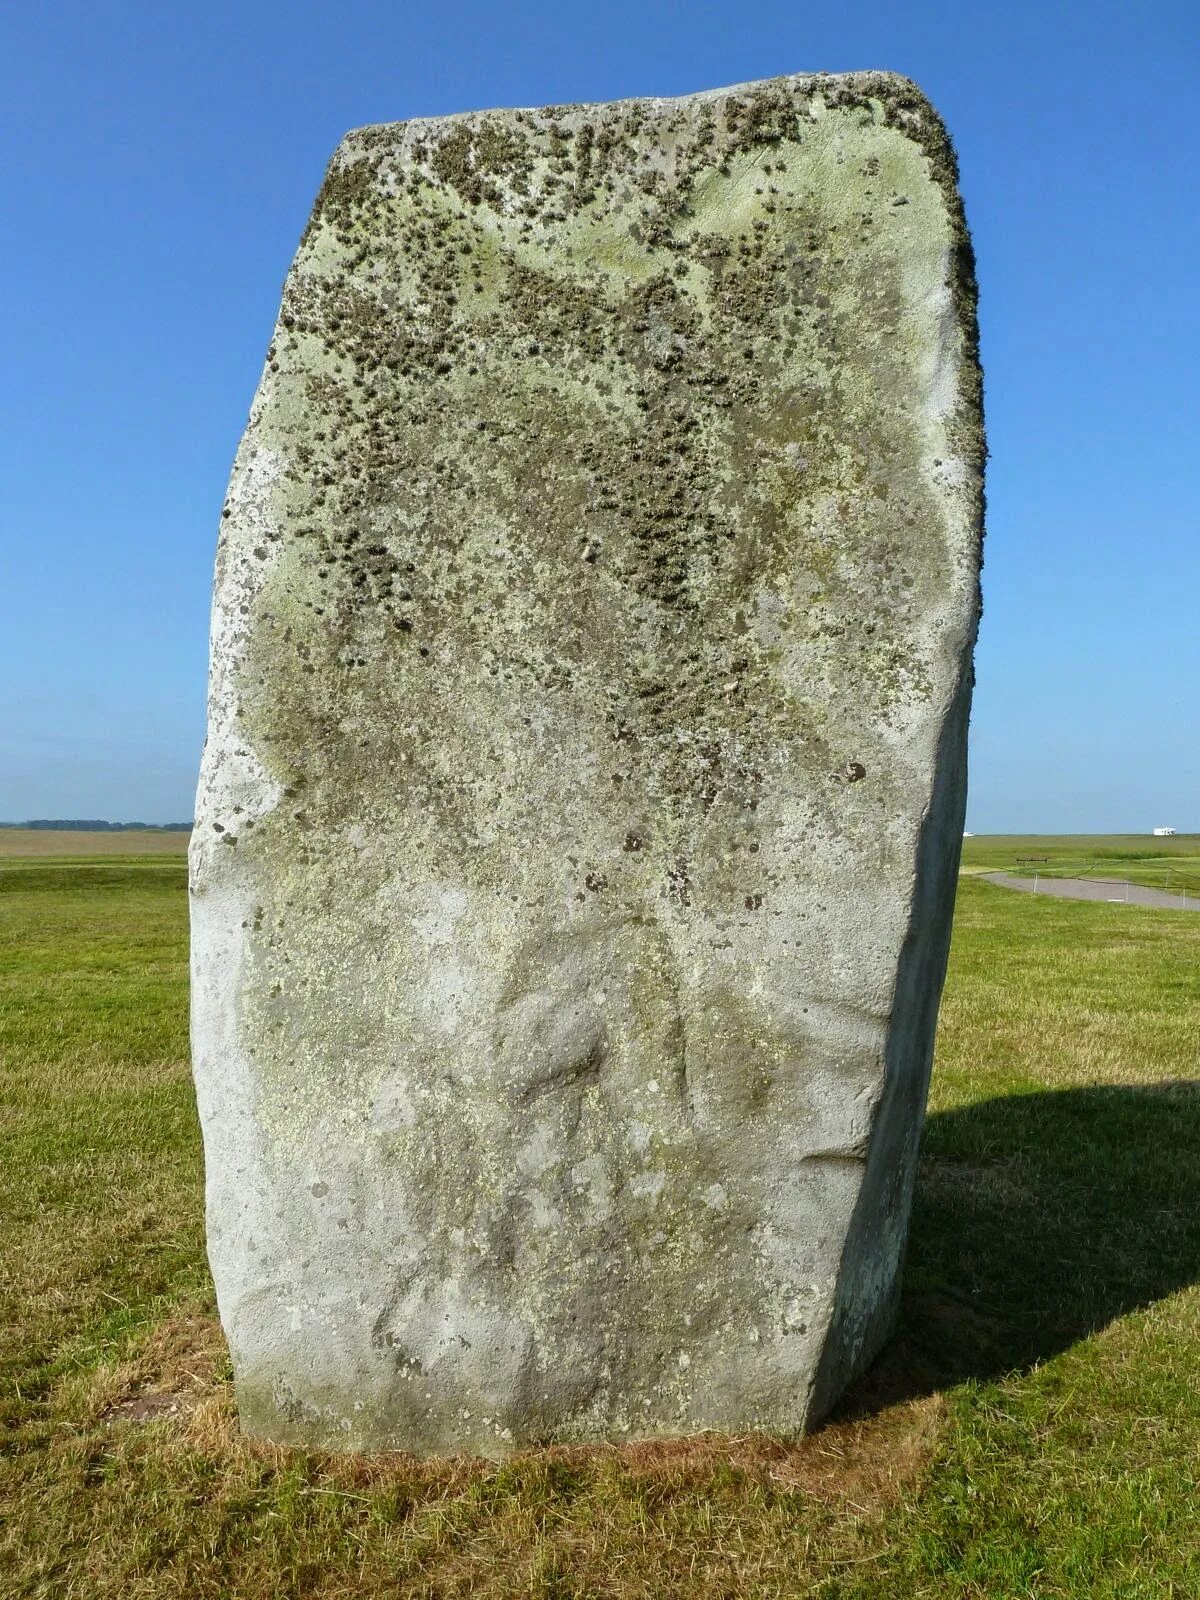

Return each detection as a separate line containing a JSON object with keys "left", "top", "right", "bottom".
{"left": 191, "top": 70, "right": 983, "bottom": 1457}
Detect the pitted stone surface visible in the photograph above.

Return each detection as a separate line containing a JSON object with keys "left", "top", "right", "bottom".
{"left": 191, "top": 71, "right": 983, "bottom": 1455}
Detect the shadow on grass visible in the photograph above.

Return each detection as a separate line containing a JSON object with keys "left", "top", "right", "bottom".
{"left": 840, "top": 1081, "right": 1200, "bottom": 1416}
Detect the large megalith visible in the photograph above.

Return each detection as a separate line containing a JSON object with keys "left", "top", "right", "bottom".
{"left": 190, "top": 71, "right": 983, "bottom": 1455}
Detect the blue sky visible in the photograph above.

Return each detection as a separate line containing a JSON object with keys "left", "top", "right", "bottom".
{"left": 1, "top": 1, "right": 1196, "bottom": 831}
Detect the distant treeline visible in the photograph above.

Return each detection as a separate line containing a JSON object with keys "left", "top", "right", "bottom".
{"left": 0, "top": 820, "right": 193, "bottom": 832}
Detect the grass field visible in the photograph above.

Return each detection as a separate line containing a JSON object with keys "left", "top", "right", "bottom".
{"left": 0, "top": 828, "right": 191, "bottom": 860}
{"left": 961, "top": 833, "right": 1200, "bottom": 900}
{"left": 2, "top": 840, "right": 1199, "bottom": 1597}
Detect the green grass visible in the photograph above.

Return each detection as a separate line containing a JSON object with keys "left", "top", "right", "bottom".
{"left": 961, "top": 832, "right": 1200, "bottom": 899}
{"left": 2, "top": 857, "right": 1199, "bottom": 1597}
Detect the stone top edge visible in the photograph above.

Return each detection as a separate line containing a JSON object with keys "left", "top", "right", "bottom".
{"left": 333, "top": 70, "right": 947, "bottom": 155}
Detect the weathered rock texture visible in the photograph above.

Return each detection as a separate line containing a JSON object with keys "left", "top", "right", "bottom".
{"left": 191, "top": 71, "right": 983, "bottom": 1456}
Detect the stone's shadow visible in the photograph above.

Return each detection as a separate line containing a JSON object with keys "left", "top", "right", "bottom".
{"left": 836, "top": 1081, "right": 1200, "bottom": 1417}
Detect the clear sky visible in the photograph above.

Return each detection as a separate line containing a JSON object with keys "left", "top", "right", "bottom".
{"left": 1, "top": 1, "right": 1196, "bottom": 831}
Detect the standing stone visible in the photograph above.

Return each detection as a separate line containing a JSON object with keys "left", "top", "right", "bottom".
{"left": 191, "top": 71, "right": 983, "bottom": 1455}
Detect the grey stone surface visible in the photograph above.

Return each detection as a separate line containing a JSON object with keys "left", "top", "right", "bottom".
{"left": 190, "top": 70, "right": 984, "bottom": 1456}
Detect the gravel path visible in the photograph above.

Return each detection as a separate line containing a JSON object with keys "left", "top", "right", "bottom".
{"left": 982, "top": 872, "right": 1198, "bottom": 911}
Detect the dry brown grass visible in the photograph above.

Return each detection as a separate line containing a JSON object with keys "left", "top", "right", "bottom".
{"left": 83, "top": 1305, "right": 942, "bottom": 1517}
{"left": 0, "top": 828, "right": 189, "bottom": 857}
{"left": 15, "top": 1303, "right": 944, "bottom": 1600}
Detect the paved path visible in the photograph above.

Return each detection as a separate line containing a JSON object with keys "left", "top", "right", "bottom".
{"left": 982, "top": 872, "right": 1199, "bottom": 911}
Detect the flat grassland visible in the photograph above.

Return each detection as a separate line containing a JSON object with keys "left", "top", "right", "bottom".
{"left": 961, "top": 832, "right": 1200, "bottom": 899}
{"left": 2, "top": 842, "right": 1198, "bottom": 1598}
{"left": 0, "top": 828, "right": 191, "bottom": 860}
